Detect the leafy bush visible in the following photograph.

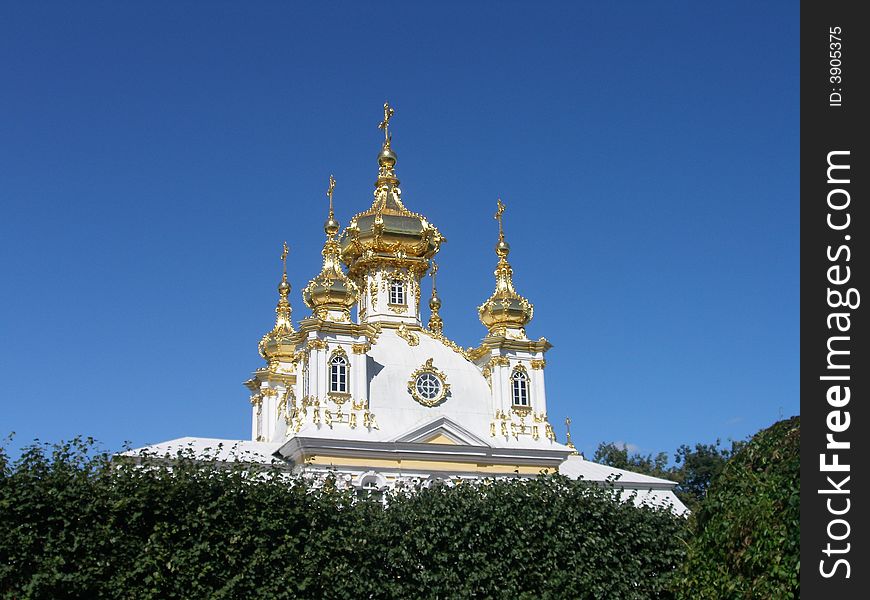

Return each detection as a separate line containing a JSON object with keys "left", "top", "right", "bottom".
{"left": 1, "top": 438, "right": 687, "bottom": 599}
{"left": 677, "top": 416, "right": 800, "bottom": 598}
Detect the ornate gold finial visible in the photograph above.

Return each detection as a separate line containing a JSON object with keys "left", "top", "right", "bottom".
{"left": 495, "top": 198, "right": 506, "bottom": 242}
{"left": 324, "top": 175, "right": 340, "bottom": 236}
{"left": 565, "top": 417, "right": 578, "bottom": 454}
{"left": 259, "top": 242, "right": 295, "bottom": 362}
{"left": 304, "top": 176, "right": 358, "bottom": 321}
{"left": 428, "top": 261, "right": 443, "bottom": 334}
{"left": 378, "top": 101, "right": 395, "bottom": 147}
{"left": 327, "top": 174, "right": 336, "bottom": 218}
{"left": 281, "top": 241, "right": 289, "bottom": 278}
{"left": 478, "top": 198, "right": 533, "bottom": 337}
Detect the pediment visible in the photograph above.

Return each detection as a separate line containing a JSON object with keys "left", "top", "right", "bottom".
{"left": 393, "top": 416, "right": 490, "bottom": 447}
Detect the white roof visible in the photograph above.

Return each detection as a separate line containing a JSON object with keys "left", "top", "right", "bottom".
{"left": 558, "top": 454, "right": 677, "bottom": 486}
{"left": 125, "top": 437, "right": 283, "bottom": 465}
{"left": 559, "top": 455, "right": 688, "bottom": 515}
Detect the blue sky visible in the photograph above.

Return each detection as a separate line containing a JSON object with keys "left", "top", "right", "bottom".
{"left": 0, "top": 2, "right": 798, "bottom": 460}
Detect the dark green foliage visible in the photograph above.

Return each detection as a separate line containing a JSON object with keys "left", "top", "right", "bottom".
{"left": 0, "top": 438, "right": 687, "bottom": 599}
{"left": 594, "top": 439, "right": 744, "bottom": 513}
{"left": 672, "top": 440, "right": 745, "bottom": 512}
{"left": 677, "top": 417, "right": 800, "bottom": 599}
{"left": 593, "top": 442, "right": 671, "bottom": 480}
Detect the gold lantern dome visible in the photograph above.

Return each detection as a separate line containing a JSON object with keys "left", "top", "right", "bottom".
{"left": 478, "top": 200, "right": 534, "bottom": 336}
{"left": 303, "top": 175, "right": 359, "bottom": 321}
{"left": 259, "top": 243, "right": 297, "bottom": 363}
{"left": 340, "top": 102, "right": 444, "bottom": 277}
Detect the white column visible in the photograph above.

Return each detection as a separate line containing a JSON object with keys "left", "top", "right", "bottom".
{"left": 532, "top": 367, "right": 547, "bottom": 415}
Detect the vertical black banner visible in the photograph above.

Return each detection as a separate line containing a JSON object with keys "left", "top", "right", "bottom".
{"left": 801, "top": 1, "right": 868, "bottom": 596}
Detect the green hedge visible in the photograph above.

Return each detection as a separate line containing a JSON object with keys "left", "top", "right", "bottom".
{"left": 1, "top": 439, "right": 687, "bottom": 599}
{"left": 677, "top": 416, "right": 800, "bottom": 598}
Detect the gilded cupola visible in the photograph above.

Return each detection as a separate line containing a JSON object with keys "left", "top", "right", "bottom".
{"left": 303, "top": 175, "right": 359, "bottom": 322}
{"left": 478, "top": 199, "right": 534, "bottom": 337}
{"left": 340, "top": 102, "right": 445, "bottom": 278}
{"left": 259, "top": 242, "right": 297, "bottom": 363}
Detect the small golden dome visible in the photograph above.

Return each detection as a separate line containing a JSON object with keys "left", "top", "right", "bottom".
{"left": 478, "top": 199, "right": 534, "bottom": 336}
{"left": 259, "top": 272, "right": 296, "bottom": 362}
{"left": 305, "top": 181, "right": 359, "bottom": 321}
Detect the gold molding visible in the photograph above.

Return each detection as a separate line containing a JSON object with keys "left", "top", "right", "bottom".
{"left": 397, "top": 322, "right": 419, "bottom": 346}
{"left": 530, "top": 359, "right": 546, "bottom": 370}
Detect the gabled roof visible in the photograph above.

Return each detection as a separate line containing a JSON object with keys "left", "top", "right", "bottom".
{"left": 392, "top": 416, "right": 491, "bottom": 447}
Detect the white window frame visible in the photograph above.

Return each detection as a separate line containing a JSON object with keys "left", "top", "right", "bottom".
{"left": 511, "top": 368, "right": 530, "bottom": 407}
{"left": 389, "top": 279, "right": 405, "bottom": 305}
{"left": 330, "top": 354, "right": 349, "bottom": 393}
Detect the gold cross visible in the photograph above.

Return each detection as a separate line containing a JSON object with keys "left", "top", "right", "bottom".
{"left": 326, "top": 174, "right": 336, "bottom": 216}
{"left": 495, "top": 198, "right": 506, "bottom": 240}
{"left": 281, "top": 241, "right": 289, "bottom": 276}
{"left": 378, "top": 101, "right": 395, "bottom": 144}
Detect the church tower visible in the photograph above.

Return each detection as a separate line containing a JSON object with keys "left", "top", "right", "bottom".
{"left": 472, "top": 199, "right": 553, "bottom": 442}
{"left": 340, "top": 103, "right": 444, "bottom": 327}
{"left": 244, "top": 103, "right": 568, "bottom": 490}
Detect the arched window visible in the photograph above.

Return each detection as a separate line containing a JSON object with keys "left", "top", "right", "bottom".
{"left": 511, "top": 368, "right": 529, "bottom": 407}
{"left": 356, "top": 472, "right": 386, "bottom": 501}
{"left": 389, "top": 279, "right": 405, "bottom": 305}
{"left": 330, "top": 354, "right": 348, "bottom": 393}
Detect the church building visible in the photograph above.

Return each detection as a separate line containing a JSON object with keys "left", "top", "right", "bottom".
{"left": 133, "top": 104, "right": 686, "bottom": 514}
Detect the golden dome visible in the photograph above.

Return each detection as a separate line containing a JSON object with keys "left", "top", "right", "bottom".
{"left": 340, "top": 103, "right": 444, "bottom": 277}
{"left": 259, "top": 269, "right": 297, "bottom": 363}
{"left": 304, "top": 176, "right": 359, "bottom": 321}
{"left": 478, "top": 200, "right": 534, "bottom": 336}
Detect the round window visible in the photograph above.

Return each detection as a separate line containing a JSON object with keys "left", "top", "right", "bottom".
{"left": 415, "top": 372, "right": 442, "bottom": 400}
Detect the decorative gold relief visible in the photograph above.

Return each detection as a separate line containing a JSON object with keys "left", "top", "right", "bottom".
{"left": 328, "top": 391, "right": 351, "bottom": 405}
{"left": 545, "top": 424, "right": 556, "bottom": 442}
{"left": 369, "top": 281, "right": 378, "bottom": 308}
{"left": 352, "top": 398, "right": 367, "bottom": 411}
{"left": 308, "top": 338, "right": 328, "bottom": 351}
{"left": 511, "top": 405, "right": 532, "bottom": 417}
{"left": 351, "top": 343, "right": 370, "bottom": 354}
{"left": 530, "top": 359, "right": 546, "bottom": 370}
{"left": 396, "top": 322, "right": 419, "bottom": 346}
{"left": 407, "top": 358, "right": 450, "bottom": 407}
